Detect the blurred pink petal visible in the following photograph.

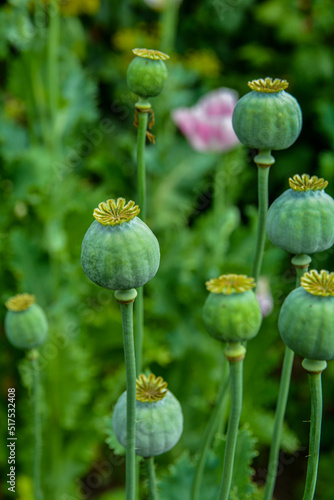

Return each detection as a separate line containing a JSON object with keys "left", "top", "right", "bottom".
{"left": 256, "top": 277, "right": 274, "bottom": 317}
{"left": 144, "top": 0, "right": 182, "bottom": 11}
{"left": 171, "top": 88, "right": 240, "bottom": 152}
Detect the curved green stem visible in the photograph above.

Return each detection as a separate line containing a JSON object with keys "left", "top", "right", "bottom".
{"left": 191, "top": 358, "right": 229, "bottom": 500}
{"left": 302, "top": 371, "right": 324, "bottom": 500}
{"left": 251, "top": 166, "right": 270, "bottom": 283}
{"left": 117, "top": 294, "right": 137, "bottom": 500}
{"left": 263, "top": 257, "right": 311, "bottom": 500}
{"left": 30, "top": 352, "right": 43, "bottom": 500}
{"left": 218, "top": 356, "right": 244, "bottom": 500}
{"left": 146, "top": 457, "right": 158, "bottom": 500}
{"left": 262, "top": 347, "right": 294, "bottom": 500}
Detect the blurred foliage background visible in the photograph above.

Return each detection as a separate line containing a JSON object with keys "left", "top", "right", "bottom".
{"left": 0, "top": 0, "right": 334, "bottom": 499}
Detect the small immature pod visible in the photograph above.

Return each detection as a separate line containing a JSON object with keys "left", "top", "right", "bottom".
{"left": 232, "top": 77, "right": 302, "bottom": 152}
{"left": 81, "top": 198, "right": 160, "bottom": 290}
{"left": 202, "top": 274, "right": 262, "bottom": 343}
{"left": 127, "top": 48, "right": 169, "bottom": 99}
{"left": 279, "top": 270, "right": 334, "bottom": 361}
{"left": 5, "top": 294, "right": 48, "bottom": 350}
{"left": 266, "top": 174, "right": 334, "bottom": 255}
{"left": 112, "top": 374, "right": 183, "bottom": 457}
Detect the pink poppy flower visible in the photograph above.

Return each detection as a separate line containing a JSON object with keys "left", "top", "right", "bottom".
{"left": 171, "top": 88, "right": 240, "bottom": 152}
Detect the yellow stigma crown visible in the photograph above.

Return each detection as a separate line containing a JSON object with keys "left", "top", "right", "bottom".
{"left": 289, "top": 174, "right": 328, "bottom": 192}
{"left": 248, "top": 77, "right": 289, "bottom": 93}
{"left": 205, "top": 274, "right": 256, "bottom": 295}
{"left": 5, "top": 293, "right": 35, "bottom": 312}
{"left": 136, "top": 374, "right": 168, "bottom": 402}
{"left": 301, "top": 270, "right": 334, "bottom": 297}
{"left": 93, "top": 198, "right": 140, "bottom": 226}
{"left": 132, "top": 48, "right": 170, "bottom": 61}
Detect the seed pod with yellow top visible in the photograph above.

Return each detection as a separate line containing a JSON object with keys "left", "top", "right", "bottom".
{"left": 232, "top": 77, "right": 302, "bottom": 155}
{"left": 202, "top": 274, "right": 262, "bottom": 344}
{"left": 279, "top": 270, "right": 334, "bottom": 361}
{"left": 5, "top": 294, "right": 48, "bottom": 350}
{"left": 81, "top": 198, "right": 160, "bottom": 290}
{"left": 127, "top": 49, "right": 169, "bottom": 99}
{"left": 266, "top": 174, "right": 334, "bottom": 255}
{"left": 112, "top": 373, "right": 183, "bottom": 458}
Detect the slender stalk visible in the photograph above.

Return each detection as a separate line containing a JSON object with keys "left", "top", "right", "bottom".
{"left": 135, "top": 287, "right": 144, "bottom": 377}
{"left": 118, "top": 296, "right": 137, "bottom": 500}
{"left": 146, "top": 457, "right": 158, "bottom": 500}
{"left": 137, "top": 109, "right": 149, "bottom": 222}
{"left": 302, "top": 372, "right": 323, "bottom": 500}
{"left": 251, "top": 166, "right": 270, "bottom": 283}
{"left": 191, "top": 359, "right": 229, "bottom": 500}
{"left": 30, "top": 352, "right": 43, "bottom": 500}
{"left": 263, "top": 257, "right": 311, "bottom": 500}
{"left": 218, "top": 358, "right": 244, "bottom": 500}
{"left": 262, "top": 347, "right": 294, "bottom": 500}
{"left": 135, "top": 105, "right": 149, "bottom": 376}
{"left": 160, "top": 0, "right": 179, "bottom": 54}
{"left": 48, "top": 0, "right": 60, "bottom": 154}
{"left": 213, "top": 156, "right": 226, "bottom": 221}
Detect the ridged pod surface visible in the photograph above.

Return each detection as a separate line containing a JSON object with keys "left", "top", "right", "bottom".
{"left": 232, "top": 77, "right": 302, "bottom": 151}
{"left": 5, "top": 294, "right": 48, "bottom": 350}
{"left": 112, "top": 375, "right": 183, "bottom": 457}
{"left": 127, "top": 49, "right": 169, "bottom": 98}
{"left": 279, "top": 271, "right": 334, "bottom": 360}
{"left": 266, "top": 175, "right": 334, "bottom": 254}
{"left": 202, "top": 275, "right": 262, "bottom": 343}
{"left": 81, "top": 198, "right": 160, "bottom": 290}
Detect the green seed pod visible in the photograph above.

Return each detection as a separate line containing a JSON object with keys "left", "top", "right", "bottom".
{"left": 232, "top": 77, "right": 302, "bottom": 151}
{"left": 266, "top": 174, "right": 334, "bottom": 255}
{"left": 5, "top": 294, "right": 48, "bottom": 350}
{"left": 202, "top": 274, "right": 262, "bottom": 343}
{"left": 81, "top": 198, "right": 160, "bottom": 290}
{"left": 112, "top": 374, "right": 183, "bottom": 457}
{"left": 127, "top": 48, "right": 169, "bottom": 99}
{"left": 279, "top": 270, "right": 334, "bottom": 361}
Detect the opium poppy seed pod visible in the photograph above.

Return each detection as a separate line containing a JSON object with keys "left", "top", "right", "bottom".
{"left": 266, "top": 174, "right": 334, "bottom": 255}
{"left": 112, "top": 374, "right": 183, "bottom": 457}
{"left": 279, "top": 270, "right": 334, "bottom": 361}
{"left": 127, "top": 48, "right": 169, "bottom": 99}
{"left": 81, "top": 198, "right": 160, "bottom": 290}
{"left": 203, "top": 274, "right": 262, "bottom": 343}
{"left": 232, "top": 77, "right": 302, "bottom": 153}
{"left": 5, "top": 294, "right": 48, "bottom": 350}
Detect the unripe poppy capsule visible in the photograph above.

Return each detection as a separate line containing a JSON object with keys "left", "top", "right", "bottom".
{"left": 266, "top": 174, "right": 334, "bottom": 255}
{"left": 112, "top": 374, "right": 183, "bottom": 457}
{"left": 279, "top": 270, "right": 334, "bottom": 361}
{"left": 232, "top": 77, "right": 302, "bottom": 151}
{"left": 202, "top": 274, "right": 262, "bottom": 343}
{"left": 5, "top": 294, "right": 48, "bottom": 350}
{"left": 127, "top": 48, "right": 169, "bottom": 99}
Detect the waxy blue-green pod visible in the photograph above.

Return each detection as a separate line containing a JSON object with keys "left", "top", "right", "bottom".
{"left": 127, "top": 48, "right": 169, "bottom": 99}
{"left": 5, "top": 294, "right": 48, "bottom": 350}
{"left": 203, "top": 274, "right": 262, "bottom": 343}
{"left": 279, "top": 270, "right": 334, "bottom": 361}
{"left": 81, "top": 198, "right": 160, "bottom": 290}
{"left": 112, "top": 374, "right": 183, "bottom": 457}
{"left": 232, "top": 77, "right": 302, "bottom": 151}
{"left": 266, "top": 174, "right": 334, "bottom": 255}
